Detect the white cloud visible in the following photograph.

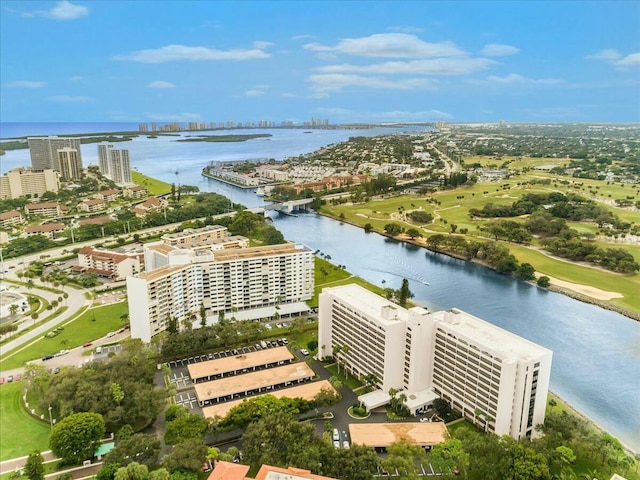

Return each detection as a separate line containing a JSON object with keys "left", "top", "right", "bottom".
{"left": 113, "top": 45, "right": 271, "bottom": 63}
{"left": 148, "top": 80, "right": 176, "bottom": 89}
{"left": 586, "top": 49, "right": 622, "bottom": 61}
{"left": 292, "top": 34, "right": 314, "bottom": 41}
{"left": 282, "top": 93, "right": 297, "bottom": 98}
{"left": 6, "top": 80, "right": 47, "bottom": 88}
{"left": 317, "top": 57, "right": 495, "bottom": 76}
{"left": 480, "top": 43, "right": 520, "bottom": 57}
{"left": 304, "top": 33, "right": 465, "bottom": 58}
{"left": 69, "top": 75, "right": 83, "bottom": 81}
{"left": 616, "top": 53, "right": 640, "bottom": 67}
{"left": 253, "top": 41, "right": 274, "bottom": 49}
{"left": 484, "top": 73, "right": 563, "bottom": 85}
{"left": 308, "top": 73, "right": 435, "bottom": 93}
{"left": 373, "top": 109, "right": 453, "bottom": 121}
{"left": 48, "top": 95, "right": 94, "bottom": 102}
{"left": 244, "top": 85, "right": 270, "bottom": 97}
{"left": 387, "top": 26, "right": 424, "bottom": 34}
{"left": 144, "top": 112, "right": 202, "bottom": 121}
{"left": 586, "top": 49, "right": 640, "bottom": 68}
{"left": 24, "top": 1, "right": 88, "bottom": 20}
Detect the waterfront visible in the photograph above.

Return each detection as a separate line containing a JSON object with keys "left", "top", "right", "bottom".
{"left": 1, "top": 125, "right": 638, "bottom": 452}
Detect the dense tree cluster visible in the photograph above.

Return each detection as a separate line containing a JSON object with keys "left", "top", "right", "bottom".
{"left": 49, "top": 412, "right": 105, "bottom": 465}
{"left": 408, "top": 210, "right": 434, "bottom": 224}
{"left": 240, "top": 412, "right": 379, "bottom": 480}
{"left": 29, "top": 340, "right": 165, "bottom": 433}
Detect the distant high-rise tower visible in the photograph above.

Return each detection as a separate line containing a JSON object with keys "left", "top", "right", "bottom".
{"left": 57, "top": 148, "right": 83, "bottom": 181}
{"left": 97, "top": 144, "right": 132, "bottom": 185}
{"left": 109, "top": 149, "right": 132, "bottom": 185}
{"left": 28, "top": 136, "right": 82, "bottom": 171}
{"left": 98, "top": 144, "right": 114, "bottom": 178}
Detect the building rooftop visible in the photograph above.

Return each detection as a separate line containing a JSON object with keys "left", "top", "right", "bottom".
{"left": 255, "top": 465, "right": 339, "bottom": 480}
{"left": 136, "top": 264, "right": 186, "bottom": 282}
{"left": 430, "top": 308, "right": 552, "bottom": 362}
{"left": 0, "top": 210, "right": 22, "bottom": 219}
{"left": 202, "top": 379, "right": 335, "bottom": 420}
{"left": 162, "top": 224, "right": 227, "bottom": 241}
{"left": 25, "top": 223, "right": 65, "bottom": 233}
{"left": 82, "top": 198, "right": 105, "bottom": 206}
{"left": 147, "top": 242, "right": 176, "bottom": 255}
{"left": 349, "top": 422, "right": 448, "bottom": 447}
{"left": 188, "top": 346, "right": 293, "bottom": 380}
{"left": 322, "top": 283, "right": 413, "bottom": 326}
{"left": 193, "top": 362, "right": 315, "bottom": 402}
{"left": 212, "top": 243, "right": 311, "bottom": 262}
{"left": 207, "top": 461, "right": 250, "bottom": 480}
{"left": 26, "top": 202, "right": 59, "bottom": 209}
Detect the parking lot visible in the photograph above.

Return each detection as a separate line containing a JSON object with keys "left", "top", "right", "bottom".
{"left": 166, "top": 338, "right": 291, "bottom": 413}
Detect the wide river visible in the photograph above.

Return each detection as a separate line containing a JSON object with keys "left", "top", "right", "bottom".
{"left": 2, "top": 125, "right": 639, "bottom": 451}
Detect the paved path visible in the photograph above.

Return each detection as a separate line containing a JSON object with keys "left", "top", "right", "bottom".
{"left": 0, "top": 450, "right": 57, "bottom": 474}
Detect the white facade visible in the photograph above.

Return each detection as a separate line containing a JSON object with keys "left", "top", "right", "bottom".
{"left": 97, "top": 144, "right": 132, "bottom": 185}
{"left": 127, "top": 242, "right": 314, "bottom": 342}
{"left": 318, "top": 284, "right": 552, "bottom": 440}
{"left": 0, "top": 168, "right": 60, "bottom": 200}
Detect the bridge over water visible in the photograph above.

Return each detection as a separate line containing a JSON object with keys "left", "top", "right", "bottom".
{"left": 247, "top": 198, "right": 314, "bottom": 216}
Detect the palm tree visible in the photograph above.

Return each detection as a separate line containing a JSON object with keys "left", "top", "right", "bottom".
{"left": 341, "top": 344, "right": 351, "bottom": 379}
{"left": 332, "top": 345, "right": 342, "bottom": 374}
{"left": 26, "top": 279, "right": 35, "bottom": 290}
{"left": 9, "top": 304, "right": 19, "bottom": 317}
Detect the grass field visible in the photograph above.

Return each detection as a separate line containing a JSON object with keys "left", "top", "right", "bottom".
{"left": 324, "top": 169, "right": 640, "bottom": 315}
{"left": 132, "top": 170, "right": 172, "bottom": 196}
{"left": 0, "top": 382, "right": 50, "bottom": 461}
{"left": 1, "top": 302, "right": 127, "bottom": 370}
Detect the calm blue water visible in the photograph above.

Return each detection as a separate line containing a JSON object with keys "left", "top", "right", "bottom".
{"left": 1, "top": 123, "right": 638, "bottom": 451}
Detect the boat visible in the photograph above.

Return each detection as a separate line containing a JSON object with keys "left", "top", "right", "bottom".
{"left": 256, "top": 187, "right": 266, "bottom": 197}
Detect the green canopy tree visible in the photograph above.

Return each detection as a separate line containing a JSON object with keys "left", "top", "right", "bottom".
{"left": 24, "top": 450, "right": 44, "bottom": 480}
{"left": 49, "top": 412, "right": 105, "bottom": 464}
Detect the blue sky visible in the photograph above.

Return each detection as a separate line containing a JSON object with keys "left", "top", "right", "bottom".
{"left": 1, "top": 0, "right": 639, "bottom": 123}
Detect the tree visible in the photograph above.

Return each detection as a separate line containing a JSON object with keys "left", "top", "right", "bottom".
{"left": 364, "top": 223, "right": 373, "bottom": 233}
{"left": 383, "top": 441, "right": 427, "bottom": 480}
{"left": 49, "top": 412, "right": 105, "bottom": 464}
{"left": 110, "top": 383, "right": 125, "bottom": 405}
{"left": 9, "top": 304, "right": 19, "bottom": 316}
{"left": 97, "top": 462, "right": 121, "bottom": 480}
{"left": 430, "top": 438, "right": 469, "bottom": 480}
{"left": 199, "top": 303, "right": 207, "bottom": 327}
{"left": 516, "top": 263, "right": 536, "bottom": 281}
{"left": 114, "top": 462, "right": 148, "bottom": 480}
{"left": 105, "top": 434, "right": 161, "bottom": 467}
{"left": 164, "top": 413, "right": 208, "bottom": 445}
{"left": 24, "top": 450, "right": 44, "bottom": 480}
{"left": 162, "top": 439, "right": 208, "bottom": 472}
{"left": 398, "top": 278, "right": 412, "bottom": 307}
{"left": 406, "top": 228, "right": 422, "bottom": 240}
{"left": 384, "top": 223, "right": 403, "bottom": 236}
{"left": 537, "top": 276, "right": 551, "bottom": 288}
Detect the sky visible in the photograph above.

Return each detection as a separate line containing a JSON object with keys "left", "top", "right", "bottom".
{"left": 1, "top": 0, "right": 639, "bottom": 124}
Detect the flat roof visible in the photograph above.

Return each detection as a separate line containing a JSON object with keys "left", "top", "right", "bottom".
{"left": 202, "top": 380, "right": 335, "bottom": 419}
{"left": 137, "top": 263, "right": 186, "bottom": 282}
{"left": 358, "top": 390, "right": 391, "bottom": 410}
{"left": 431, "top": 309, "right": 552, "bottom": 362}
{"left": 194, "top": 363, "right": 315, "bottom": 401}
{"left": 322, "top": 283, "right": 414, "bottom": 326}
{"left": 349, "top": 422, "right": 448, "bottom": 447}
{"left": 228, "top": 302, "right": 310, "bottom": 321}
{"left": 188, "top": 346, "right": 293, "bottom": 380}
{"left": 211, "top": 243, "right": 311, "bottom": 262}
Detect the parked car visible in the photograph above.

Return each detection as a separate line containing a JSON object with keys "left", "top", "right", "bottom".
{"left": 106, "top": 331, "right": 116, "bottom": 338}
{"left": 419, "top": 417, "right": 430, "bottom": 423}
{"left": 333, "top": 440, "right": 340, "bottom": 449}
{"left": 6, "top": 376, "right": 13, "bottom": 383}
{"left": 83, "top": 342, "right": 93, "bottom": 348}
{"left": 53, "top": 367, "right": 60, "bottom": 374}
{"left": 42, "top": 355, "right": 54, "bottom": 361}
{"left": 300, "top": 348, "right": 309, "bottom": 356}
{"left": 343, "top": 441, "right": 350, "bottom": 449}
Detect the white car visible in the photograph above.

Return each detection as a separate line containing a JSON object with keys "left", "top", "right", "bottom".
{"left": 342, "top": 441, "right": 350, "bottom": 449}
{"left": 419, "top": 417, "right": 430, "bottom": 423}
{"left": 333, "top": 440, "right": 340, "bottom": 448}
{"left": 300, "top": 348, "right": 309, "bottom": 356}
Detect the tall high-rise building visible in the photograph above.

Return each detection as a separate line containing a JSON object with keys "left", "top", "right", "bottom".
{"left": 127, "top": 227, "right": 314, "bottom": 342}
{"left": 97, "top": 144, "right": 132, "bottom": 185}
{"left": 97, "top": 144, "right": 114, "bottom": 178}
{"left": 109, "top": 149, "right": 132, "bottom": 185}
{"left": 28, "top": 136, "right": 82, "bottom": 171}
{"left": 318, "top": 284, "right": 552, "bottom": 440}
{"left": 57, "top": 147, "right": 83, "bottom": 181}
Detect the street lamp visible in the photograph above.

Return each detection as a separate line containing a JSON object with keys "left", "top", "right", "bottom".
{"left": 48, "top": 405, "right": 53, "bottom": 429}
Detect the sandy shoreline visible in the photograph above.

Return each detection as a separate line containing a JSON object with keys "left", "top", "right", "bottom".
{"left": 541, "top": 274, "right": 624, "bottom": 301}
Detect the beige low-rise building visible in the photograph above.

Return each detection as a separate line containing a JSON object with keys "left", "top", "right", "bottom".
{"left": 24, "top": 223, "right": 66, "bottom": 239}
{"left": 78, "top": 245, "right": 143, "bottom": 280}
{"left": 24, "top": 202, "right": 62, "bottom": 218}
{"left": 0, "top": 210, "right": 25, "bottom": 228}
{"left": 97, "top": 189, "right": 120, "bottom": 202}
{"left": 78, "top": 198, "right": 106, "bottom": 213}
{"left": 123, "top": 185, "right": 148, "bottom": 199}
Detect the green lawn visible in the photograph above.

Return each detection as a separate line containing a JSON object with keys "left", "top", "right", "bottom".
{"left": 325, "top": 364, "right": 363, "bottom": 390}
{"left": 0, "top": 382, "right": 51, "bottom": 461}
{"left": 1, "top": 302, "right": 128, "bottom": 370}
{"left": 132, "top": 171, "right": 172, "bottom": 196}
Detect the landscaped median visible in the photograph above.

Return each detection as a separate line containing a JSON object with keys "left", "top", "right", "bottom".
{"left": 0, "top": 302, "right": 127, "bottom": 370}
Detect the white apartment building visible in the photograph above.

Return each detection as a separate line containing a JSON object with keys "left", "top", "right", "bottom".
{"left": 127, "top": 242, "right": 314, "bottom": 342}
{"left": 0, "top": 168, "right": 60, "bottom": 200}
{"left": 318, "top": 284, "right": 552, "bottom": 440}
{"left": 97, "top": 144, "right": 132, "bottom": 185}
{"left": 28, "top": 136, "right": 82, "bottom": 171}
{"left": 78, "top": 246, "right": 143, "bottom": 280}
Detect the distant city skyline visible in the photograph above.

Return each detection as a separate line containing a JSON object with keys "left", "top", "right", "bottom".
{"left": 1, "top": 1, "right": 639, "bottom": 123}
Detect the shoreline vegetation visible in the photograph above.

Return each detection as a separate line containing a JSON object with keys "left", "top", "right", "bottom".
{"left": 177, "top": 133, "right": 272, "bottom": 142}
{"left": 324, "top": 211, "right": 640, "bottom": 321}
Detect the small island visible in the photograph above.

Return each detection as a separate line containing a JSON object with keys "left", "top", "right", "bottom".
{"left": 177, "top": 133, "right": 272, "bottom": 143}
